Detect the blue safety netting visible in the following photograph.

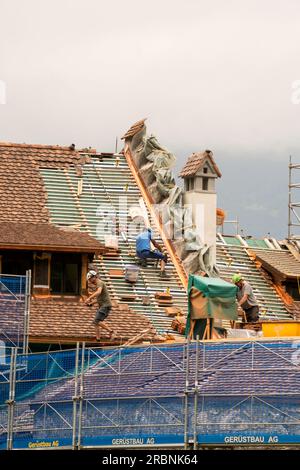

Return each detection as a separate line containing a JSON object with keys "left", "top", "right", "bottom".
{"left": 0, "top": 340, "right": 299, "bottom": 449}
{"left": 0, "top": 275, "right": 26, "bottom": 349}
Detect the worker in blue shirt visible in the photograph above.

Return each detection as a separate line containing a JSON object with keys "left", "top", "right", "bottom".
{"left": 136, "top": 227, "right": 168, "bottom": 278}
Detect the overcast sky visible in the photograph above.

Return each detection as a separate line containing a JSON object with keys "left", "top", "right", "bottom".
{"left": 1, "top": 0, "right": 300, "bottom": 239}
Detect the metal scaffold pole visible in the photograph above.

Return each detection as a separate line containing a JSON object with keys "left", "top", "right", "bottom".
{"left": 7, "top": 347, "right": 17, "bottom": 450}
{"left": 184, "top": 338, "right": 190, "bottom": 450}
{"left": 288, "top": 155, "right": 292, "bottom": 240}
{"left": 77, "top": 342, "right": 85, "bottom": 449}
{"left": 72, "top": 342, "right": 80, "bottom": 450}
{"left": 23, "top": 270, "right": 31, "bottom": 354}
{"left": 193, "top": 336, "right": 199, "bottom": 450}
{"left": 288, "top": 155, "right": 300, "bottom": 241}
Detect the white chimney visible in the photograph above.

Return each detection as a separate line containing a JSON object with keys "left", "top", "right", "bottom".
{"left": 179, "top": 150, "right": 221, "bottom": 266}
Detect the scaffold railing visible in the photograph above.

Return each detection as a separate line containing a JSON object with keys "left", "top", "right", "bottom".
{"left": 0, "top": 339, "right": 299, "bottom": 450}
{"left": 0, "top": 272, "right": 31, "bottom": 353}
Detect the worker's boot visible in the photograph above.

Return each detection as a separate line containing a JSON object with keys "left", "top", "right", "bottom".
{"left": 137, "top": 258, "right": 147, "bottom": 267}
{"left": 159, "top": 270, "right": 170, "bottom": 279}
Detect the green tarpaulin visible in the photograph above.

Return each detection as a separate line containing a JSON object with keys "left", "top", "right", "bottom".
{"left": 186, "top": 275, "right": 238, "bottom": 338}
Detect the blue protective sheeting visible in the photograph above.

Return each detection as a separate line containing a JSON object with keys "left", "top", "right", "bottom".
{"left": 0, "top": 340, "right": 300, "bottom": 449}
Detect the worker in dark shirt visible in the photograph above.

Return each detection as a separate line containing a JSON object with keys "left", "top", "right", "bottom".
{"left": 85, "top": 270, "right": 115, "bottom": 341}
{"left": 232, "top": 273, "right": 259, "bottom": 323}
{"left": 136, "top": 227, "right": 168, "bottom": 278}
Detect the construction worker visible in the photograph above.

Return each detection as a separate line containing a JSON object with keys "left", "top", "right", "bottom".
{"left": 136, "top": 227, "right": 169, "bottom": 278}
{"left": 85, "top": 270, "right": 115, "bottom": 341}
{"left": 232, "top": 273, "right": 259, "bottom": 323}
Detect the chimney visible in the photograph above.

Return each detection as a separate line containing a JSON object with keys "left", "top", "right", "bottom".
{"left": 179, "top": 150, "right": 221, "bottom": 265}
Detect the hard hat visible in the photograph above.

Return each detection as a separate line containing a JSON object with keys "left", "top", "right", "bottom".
{"left": 87, "top": 270, "right": 97, "bottom": 280}
{"left": 232, "top": 273, "right": 242, "bottom": 284}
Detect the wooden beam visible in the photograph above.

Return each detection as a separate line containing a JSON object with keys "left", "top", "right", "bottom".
{"left": 29, "top": 336, "right": 109, "bottom": 344}
{"left": 0, "top": 245, "right": 104, "bottom": 253}
{"left": 81, "top": 254, "right": 88, "bottom": 295}
{"left": 124, "top": 146, "right": 188, "bottom": 289}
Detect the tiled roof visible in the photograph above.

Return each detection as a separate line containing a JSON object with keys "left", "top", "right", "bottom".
{"left": 29, "top": 299, "right": 158, "bottom": 343}
{"left": 0, "top": 142, "right": 85, "bottom": 167}
{"left": 40, "top": 153, "right": 188, "bottom": 337}
{"left": 0, "top": 221, "right": 104, "bottom": 252}
{"left": 31, "top": 340, "right": 300, "bottom": 403}
{"left": 0, "top": 140, "right": 186, "bottom": 343}
{"left": 254, "top": 249, "right": 300, "bottom": 279}
{"left": 121, "top": 118, "right": 147, "bottom": 140}
{"left": 1, "top": 137, "right": 296, "bottom": 343}
{"left": 0, "top": 142, "right": 86, "bottom": 224}
{"left": 216, "top": 242, "right": 292, "bottom": 319}
{"left": 179, "top": 150, "right": 222, "bottom": 178}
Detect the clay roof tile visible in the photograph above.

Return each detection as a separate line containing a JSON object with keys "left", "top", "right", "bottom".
{"left": 179, "top": 150, "right": 222, "bottom": 178}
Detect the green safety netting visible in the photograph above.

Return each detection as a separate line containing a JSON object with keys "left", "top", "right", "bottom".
{"left": 186, "top": 275, "right": 238, "bottom": 338}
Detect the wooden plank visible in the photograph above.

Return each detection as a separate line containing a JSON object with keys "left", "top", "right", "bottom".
{"left": 81, "top": 254, "right": 88, "bottom": 295}
{"left": 124, "top": 146, "right": 188, "bottom": 288}
{"left": 121, "top": 328, "right": 152, "bottom": 347}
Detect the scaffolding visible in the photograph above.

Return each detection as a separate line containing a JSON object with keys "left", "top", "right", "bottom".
{"left": 288, "top": 156, "right": 300, "bottom": 241}
{"left": 220, "top": 218, "right": 239, "bottom": 236}
{"left": 0, "top": 339, "right": 299, "bottom": 450}
{"left": 0, "top": 271, "right": 31, "bottom": 353}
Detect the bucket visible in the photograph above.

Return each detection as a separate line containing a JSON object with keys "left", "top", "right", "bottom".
{"left": 125, "top": 264, "right": 140, "bottom": 284}
{"left": 216, "top": 208, "right": 226, "bottom": 226}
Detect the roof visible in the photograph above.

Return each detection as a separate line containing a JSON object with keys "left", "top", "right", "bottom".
{"left": 0, "top": 139, "right": 187, "bottom": 344}
{"left": 121, "top": 118, "right": 147, "bottom": 140}
{"left": 29, "top": 299, "right": 158, "bottom": 343}
{"left": 0, "top": 136, "right": 295, "bottom": 343}
{"left": 254, "top": 249, "right": 300, "bottom": 280}
{"left": 216, "top": 242, "right": 292, "bottom": 319}
{"left": 179, "top": 150, "right": 222, "bottom": 178}
{"left": 0, "top": 141, "right": 85, "bottom": 166}
{"left": 0, "top": 142, "right": 86, "bottom": 224}
{"left": 0, "top": 221, "right": 104, "bottom": 252}
{"left": 40, "top": 151, "right": 188, "bottom": 336}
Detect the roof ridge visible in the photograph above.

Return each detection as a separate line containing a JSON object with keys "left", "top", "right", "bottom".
{"left": 0, "top": 141, "right": 77, "bottom": 151}
{"left": 179, "top": 149, "right": 222, "bottom": 178}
